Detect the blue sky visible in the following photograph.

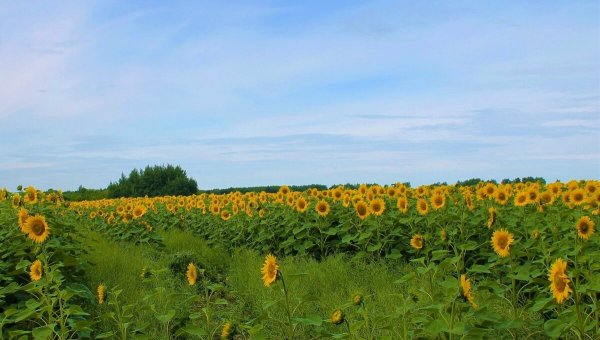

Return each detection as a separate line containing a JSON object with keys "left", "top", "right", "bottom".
{"left": 0, "top": 0, "right": 599, "bottom": 191}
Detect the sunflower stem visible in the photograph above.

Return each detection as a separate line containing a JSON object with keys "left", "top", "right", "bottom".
{"left": 278, "top": 271, "right": 295, "bottom": 340}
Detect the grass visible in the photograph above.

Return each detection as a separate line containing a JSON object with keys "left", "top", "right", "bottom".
{"left": 78, "top": 229, "right": 540, "bottom": 338}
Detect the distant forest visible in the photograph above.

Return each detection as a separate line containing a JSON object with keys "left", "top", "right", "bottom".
{"left": 59, "top": 165, "right": 548, "bottom": 201}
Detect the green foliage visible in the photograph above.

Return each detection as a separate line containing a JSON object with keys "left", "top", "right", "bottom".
{"left": 107, "top": 164, "right": 198, "bottom": 198}
{"left": 63, "top": 186, "right": 109, "bottom": 201}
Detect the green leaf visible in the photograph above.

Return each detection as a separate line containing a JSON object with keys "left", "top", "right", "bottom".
{"left": 155, "top": 309, "right": 176, "bottom": 323}
{"left": 293, "top": 314, "right": 323, "bottom": 327}
{"left": 544, "top": 319, "right": 567, "bottom": 338}
{"left": 32, "top": 325, "right": 55, "bottom": 339}
{"left": 182, "top": 324, "right": 208, "bottom": 337}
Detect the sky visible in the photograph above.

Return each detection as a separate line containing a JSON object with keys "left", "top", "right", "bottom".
{"left": 0, "top": 0, "right": 599, "bottom": 191}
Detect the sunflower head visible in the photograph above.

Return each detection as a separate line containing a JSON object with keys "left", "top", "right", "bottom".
{"left": 261, "top": 254, "right": 279, "bottom": 287}
{"left": 355, "top": 201, "right": 370, "bottom": 220}
{"left": 491, "top": 229, "right": 514, "bottom": 258}
{"left": 315, "top": 200, "right": 330, "bottom": 217}
{"left": 23, "top": 186, "right": 38, "bottom": 205}
{"left": 23, "top": 215, "right": 50, "bottom": 243}
{"left": 576, "top": 216, "right": 595, "bottom": 240}
{"left": 12, "top": 194, "right": 21, "bottom": 208}
{"left": 30, "top": 260, "right": 43, "bottom": 281}
{"left": 487, "top": 207, "right": 496, "bottom": 229}
{"left": 549, "top": 258, "right": 571, "bottom": 304}
{"left": 430, "top": 194, "right": 446, "bottom": 210}
{"left": 352, "top": 293, "right": 363, "bottom": 306}
{"left": 417, "top": 199, "right": 429, "bottom": 215}
{"left": 221, "top": 321, "right": 233, "bottom": 339}
{"left": 296, "top": 197, "right": 308, "bottom": 212}
{"left": 187, "top": 263, "right": 198, "bottom": 286}
{"left": 369, "top": 198, "right": 385, "bottom": 216}
{"left": 220, "top": 210, "right": 231, "bottom": 221}
{"left": 460, "top": 274, "right": 477, "bottom": 308}
{"left": 132, "top": 205, "right": 147, "bottom": 219}
{"left": 331, "top": 309, "right": 345, "bottom": 325}
{"left": 396, "top": 196, "right": 409, "bottom": 213}
{"left": 532, "top": 229, "right": 539, "bottom": 240}
{"left": 570, "top": 188, "right": 586, "bottom": 206}
{"left": 410, "top": 234, "right": 424, "bottom": 250}
{"left": 18, "top": 208, "right": 29, "bottom": 232}
{"left": 97, "top": 283, "right": 106, "bottom": 304}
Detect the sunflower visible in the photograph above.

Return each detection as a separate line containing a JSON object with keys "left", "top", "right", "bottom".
{"left": 315, "top": 200, "right": 330, "bottom": 217}
{"left": 332, "top": 188, "right": 343, "bottom": 201}
{"left": 23, "top": 186, "right": 38, "bottom": 205}
{"left": 11, "top": 194, "right": 20, "bottom": 208}
{"left": 30, "top": 260, "right": 42, "bottom": 281}
{"left": 210, "top": 204, "right": 220, "bottom": 215}
{"left": 296, "top": 197, "right": 308, "bottom": 212}
{"left": 410, "top": 234, "right": 424, "bottom": 250}
{"left": 97, "top": 283, "right": 106, "bottom": 304}
{"left": 132, "top": 205, "right": 147, "bottom": 219}
{"left": 187, "top": 263, "right": 198, "bottom": 286}
{"left": 221, "top": 322, "right": 232, "bottom": 339}
{"left": 396, "top": 196, "right": 409, "bottom": 213}
{"left": 532, "top": 228, "right": 539, "bottom": 240}
{"left": 18, "top": 208, "right": 29, "bottom": 232}
{"left": 369, "top": 198, "right": 385, "bottom": 216}
{"left": 331, "top": 309, "right": 345, "bottom": 325}
{"left": 430, "top": 194, "right": 446, "bottom": 210}
{"left": 495, "top": 189, "right": 509, "bottom": 205}
{"left": 220, "top": 210, "right": 231, "bottom": 221}
{"left": 352, "top": 293, "right": 363, "bottom": 306}
{"left": 23, "top": 215, "right": 50, "bottom": 243}
{"left": 416, "top": 199, "right": 429, "bottom": 215}
{"left": 570, "top": 188, "right": 586, "bottom": 206}
{"left": 261, "top": 254, "right": 279, "bottom": 287}
{"left": 549, "top": 258, "right": 571, "bottom": 304}
{"left": 576, "top": 216, "right": 595, "bottom": 240}
{"left": 259, "top": 208, "right": 266, "bottom": 218}
{"left": 487, "top": 207, "right": 496, "bottom": 229}
{"left": 460, "top": 274, "right": 477, "bottom": 308}
{"left": 355, "top": 201, "right": 370, "bottom": 220}
{"left": 514, "top": 192, "right": 528, "bottom": 207}
{"left": 491, "top": 229, "right": 513, "bottom": 257}
{"left": 440, "top": 228, "right": 447, "bottom": 242}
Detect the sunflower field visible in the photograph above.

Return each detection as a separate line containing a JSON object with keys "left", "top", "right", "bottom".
{"left": 0, "top": 180, "right": 599, "bottom": 339}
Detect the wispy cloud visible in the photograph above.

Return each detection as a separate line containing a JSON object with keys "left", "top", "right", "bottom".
{"left": 0, "top": 1, "right": 598, "bottom": 190}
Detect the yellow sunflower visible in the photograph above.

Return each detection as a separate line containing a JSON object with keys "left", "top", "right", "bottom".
{"left": 18, "top": 208, "right": 29, "bottom": 232}
{"left": 416, "top": 199, "right": 429, "bottom": 215}
{"left": 11, "top": 194, "right": 20, "bottom": 208}
{"left": 487, "top": 207, "right": 496, "bottom": 229}
{"left": 570, "top": 188, "right": 586, "bottom": 206}
{"left": 514, "top": 192, "right": 528, "bottom": 207}
{"left": 187, "top": 263, "right": 198, "bottom": 286}
{"left": 331, "top": 309, "right": 345, "bottom": 325}
{"left": 576, "top": 216, "right": 595, "bottom": 240}
{"left": 410, "top": 234, "right": 424, "bottom": 250}
{"left": 23, "top": 186, "right": 38, "bottom": 205}
{"left": 460, "top": 274, "right": 477, "bottom": 308}
{"left": 430, "top": 193, "right": 446, "bottom": 210}
{"left": 296, "top": 197, "right": 308, "bottom": 212}
{"left": 132, "top": 205, "right": 147, "bottom": 219}
{"left": 221, "top": 321, "right": 232, "bottom": 339}
{"left": 491, "top": 229, "right": 513, "bottom": 257}
{"left": 369, "top": 198, "right": 385, "bottom": 216}
{"left": 355, "top": 201, "right": 370, "bottom": 220}
{"left": 396, "top": 196, "right": 409, "bottom": 213}
{"left": 220, "top": 210, "right": 231, "bottom": 221}
{"left": 315, "top": 200, "right": 330, "bottom": 217}
{"left": 97, "top": 283, "right": 106, "bottom": 304}
{"left": 549, "top": 258, "right": 571, "bottom": 304}
{"left": 30, "top": 260, "right": 43, "bottom": 281}
{"left": 261, "top": 254, "right": 279, "bottom": 287}
{"left": 495, "top": 189, "right": 509, "bottom": 205}
{"left": 23, "top": 215, "right": 50, "bottom": 243}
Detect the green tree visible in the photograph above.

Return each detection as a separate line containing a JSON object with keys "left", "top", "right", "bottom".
{"left": 107, "top": 165, "right": 198, "bottom": 198}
